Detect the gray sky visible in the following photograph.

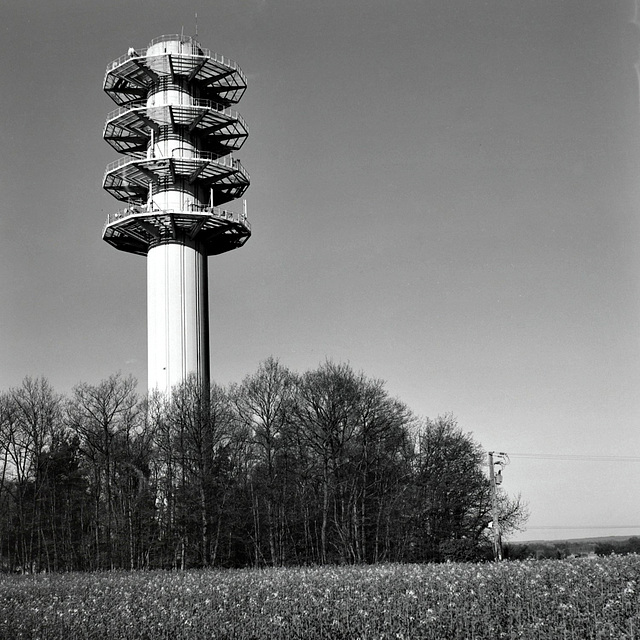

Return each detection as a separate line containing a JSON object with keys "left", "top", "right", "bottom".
{"left": 1, "top": 0, "right": 639, "bottom": 542}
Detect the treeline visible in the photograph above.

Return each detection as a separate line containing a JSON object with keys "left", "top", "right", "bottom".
{"left": 0, "top": 358, "right": 526, "bottom": 572}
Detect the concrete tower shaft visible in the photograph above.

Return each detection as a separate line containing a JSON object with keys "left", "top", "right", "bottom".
{"left": 147, "top": 241, "right": 209, "bottom": 393}
{"left": 101, "top": 34, "right": 250, "bottom": 394}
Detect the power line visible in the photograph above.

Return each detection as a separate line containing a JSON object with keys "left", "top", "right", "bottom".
{"left": 497, "top": 453, "right": 640, "bottom": 537}
{"left": 525, "top": 525, "right": 640, "bottom": 531}
{"left": 505, "top": 453, "right": 640, "bottom": 462}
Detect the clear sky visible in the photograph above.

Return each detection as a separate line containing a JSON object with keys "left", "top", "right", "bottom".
{"left": 1, "top": 0, "right": 639, "bottom": 542}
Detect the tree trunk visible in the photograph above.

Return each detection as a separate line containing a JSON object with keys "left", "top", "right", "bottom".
{"left": 321, "top": 460, "right": 329, "bottom": 564}
{"left": 200, "top": 482, "right": 208, "bottom": 567}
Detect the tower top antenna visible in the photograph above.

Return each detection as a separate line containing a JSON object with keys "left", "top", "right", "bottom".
{"left": 195, "top": 13, "right": 198, "bottom": 38}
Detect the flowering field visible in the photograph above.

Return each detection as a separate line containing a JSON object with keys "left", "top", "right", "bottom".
{"left": 1, "top": 556, "right": 639, "bottom": 639}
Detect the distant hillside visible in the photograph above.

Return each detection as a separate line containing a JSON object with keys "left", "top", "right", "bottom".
{"left": 518, "top": 535, "right": 637, "bottom": 545}
{"left": 505, "top": 535, "right": 640, "bottom": 560}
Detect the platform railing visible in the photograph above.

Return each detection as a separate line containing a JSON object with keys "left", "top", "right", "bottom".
{"left": 105, "top": 99, "right": 247, "bottom": 128}
{"left": 105, "top": 35, "right": 243, "bottom": 77}
{"left": 104, "top": 151, "right": 243, "bottom": 175}
{"left": 103, "top": 203, "right": 250, "bottom": 235}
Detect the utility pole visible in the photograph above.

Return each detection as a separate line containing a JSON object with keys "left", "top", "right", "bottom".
{"left": 488, "top": 451, "right": 503, "bottom": 561}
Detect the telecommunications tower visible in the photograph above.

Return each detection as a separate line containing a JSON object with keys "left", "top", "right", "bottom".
{"left": 101, "top": 35, "right": 250, "bottom": 394}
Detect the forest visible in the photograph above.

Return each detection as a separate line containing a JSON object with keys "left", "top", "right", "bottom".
{"left": 0, "top": 358, "right": 526, "bottom": 572}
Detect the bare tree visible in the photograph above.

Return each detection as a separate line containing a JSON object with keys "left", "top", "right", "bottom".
{"left": 232, "top": 357, "right": 296, "bottom": 566}
{"left": 66, "top": 373, "right": 140, "bottom": 568}
{"left": 0, "top": 378, "right": 62, "bottom": 571}
{"left": 350, "top": 378, "right": 413, "bottom": 563}
{"left": 292, "top": 361, "right": 365, "bottom": 563}
{"left": 406, "top": 415, "right": 528, "bottom": 562}
{"left": 166, "top": 376, "right": 238, "bottom": 568}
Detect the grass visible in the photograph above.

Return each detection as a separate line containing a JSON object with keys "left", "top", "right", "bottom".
{"left": 1, "top": 555, "right": 639, "bottom": 639}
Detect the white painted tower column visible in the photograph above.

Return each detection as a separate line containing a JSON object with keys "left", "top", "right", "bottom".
{"left": 147, "top": 242, "right": 210, "bottom": 393}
